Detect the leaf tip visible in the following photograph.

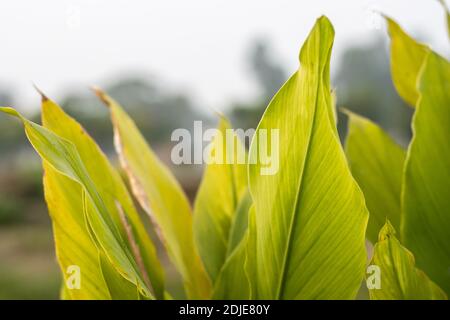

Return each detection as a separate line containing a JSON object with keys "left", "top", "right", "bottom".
{"left": 299, "top": 15, "right": 335, "bottom": 66}
{"left": 378, "top": 220, "right": 397, "bottom": 242}
{"left": 32, "top": 83, "right": 49, "bottom": 103}
{"left": 0, "top": 106, "right": 21, "bottom": 119}
{"left": 316, "top": 15, "right": 332, "bottom": 27}
{"left": 213, "top": 109, "right": 225, "bottom": 119}
{"left": 92, "top": 86, "right": 111, "bottom": 108}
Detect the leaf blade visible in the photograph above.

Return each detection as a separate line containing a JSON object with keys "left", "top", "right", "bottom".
{"left": 40, "top": 97, "right": 165, "bottom": 298}
{"left": 96, "top": 90, "right": 212, "bottom": 299}
{"left": 401, "top": 52, "right": 450, "bottom": 295}
{"left": 193, "top": 117, "right": 248, "bottom": 283}
{"left": 44, "top": 166, "right": 110, "bottom": 299}
{"left": 344, "top": 111, "right": 405, "bottom": 243}
{"left": 386, "top": 17, "right": 429, "bottom": 107}
{"left": 0, "top": 106, "right": 153, "bottom": 299}
{"left": 369, "top": 221, "right": 447, "bottom": 300}
{"left": 248, "top": 16, "right": 368, "bottom": 299}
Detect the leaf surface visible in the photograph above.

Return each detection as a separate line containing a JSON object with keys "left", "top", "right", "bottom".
{"left": 40, "top": 97, "right": 165, "bottom": 298}
{"left": 193, "top": 117, "right": 248, "bottom": 283}
{"left": 401, "top": 52, "right": 450, "bottom": 295}
{"left": 95, "top": 90, "right": 211, "bottom": 299}
{"left": 386, "top": 18, "right": 429, "bottom": 107}
{"left": 99, "top": 251, "right": 140, "bottom": 300}
{"left": 248, "top": 16, "right": 368, "bottom": 299}
{"left": 44, "top": 166, "right": 110, "bottom": 299}
{"left": 369, "top": 221, "right": 447, "bottom": 300}
{"left": 212, "top": 233, "right": 251, "bottom": 300}
{"left": 212, "top": 191, "right": 253, "bottom": 299}
{"left": 345, "top": 111, "right": 405, "bottom": 243}
{"left": 226, "top": 190, "right": 252, "bottom": 256}
{"left": 0, "top": 106, "right": 154, "bottom": 299}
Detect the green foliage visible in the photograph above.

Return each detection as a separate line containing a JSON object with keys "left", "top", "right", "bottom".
{"left": 0, "top": 8, "right": 449, "bottom": 300}
{"left": 94, "top": 89, "right": 211, "bottom": 299}
{"left": 247, "top": 16, "right": 368, "bottom": 299}
{"left": 193, "top": 117, "right": 248, "bottom": 285}
{"left": 347, "top": 13, "right": 450, "bottom": 298}
{"left": 368, "top": 221, "right": 446, "bottom": 300}
{"left": 345, "top": 110, "right": 405, "bottom": 244}
{"left": 386, "top": 18, "right": 429, "bottom": 107}
{"left": 401, "top": 51, "right": 450, "bottom": 295}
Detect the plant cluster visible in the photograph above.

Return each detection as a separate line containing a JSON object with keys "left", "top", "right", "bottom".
{"left": 0, "top": 10, "right": 449, "bottom": 300}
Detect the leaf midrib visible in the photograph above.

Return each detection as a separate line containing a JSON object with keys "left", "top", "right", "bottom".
{"left": 275, "top": 57, "right": 324, "bottom": 299}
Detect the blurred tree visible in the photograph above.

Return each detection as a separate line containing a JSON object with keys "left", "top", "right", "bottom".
{"left": 60, "top": 74, "right": 208, "bottom": 151}
{"left": 230, "top": 38, "right": 287, "bottom": 132}
{"left": 249, "top": 38, "right": 287, "bottom": 100}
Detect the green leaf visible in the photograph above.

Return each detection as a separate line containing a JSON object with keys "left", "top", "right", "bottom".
{"left": 212, "top": 191, "right": 253, "bottom": 299}
{"left": 60, "top": 281, "right": 70, "bottom": 300}
{"left": 212, "top": 232, "right": 251, "bottom": 300}
{"left": 44, "top": 166, "right": 110, "bottom": 299}
{"left": 40, "top": 96, "right": 165, "bottom": 299}
{"left": 95, "top": 89, "right": 211, "bottom": 299}
{"left": 246, "top": 205, "right": 258, "bottom": 299}
{"left": 193, "top": 117, "right": 248, "bottom": 283}
{"left": 330, "top": 89, "right": 337, "bottom": 127}
{"left": 344, "top": 111, "right": 405, "bottom": 243}
{"left": 0, "top": 106, "right": 154, "bottom": 299}
{"left": 247, "top": 16, "right": 368, "bottom": 299}
{"left": 226, "top": 190, "right": 252, "bottom": 256}
{"left": 212, "top": 196, "right": 254, "bottom": 299}
{"left": 368, "top": 221, "right": 447, "bottom": 300}
{"left": 401, "top": 52, "right": 450, "bottom": 295}
{"left": 82, "top": 190, "right": 144, "bottom": 300}
{"left": 99, "top": 251, "right": 140, "bottom": 300}
{"left": 386, "top": 17, "right": 429, "bottom": 107}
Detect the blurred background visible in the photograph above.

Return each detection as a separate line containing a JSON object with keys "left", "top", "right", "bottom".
{"left": 0, "top": 0, "right": 448, "bottom": 299}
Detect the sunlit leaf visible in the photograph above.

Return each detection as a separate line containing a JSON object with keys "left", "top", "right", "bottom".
{"left": 44, "top": 166, "right": 110, "bottom": 299}
{"left": 193, "top": 117, "right": 248, "bottom": 283}
{"left": 344, "top": 111, "right": 405, "bottom": 243}
{"left": 212, "top": 191, "right": 252, "bottom": 299}
{"left": 95, "top": 90, "right": 211, "bottom": 299}
{"left": 0, "top": 106, "right": 154, "bottom": 299}
{"left": 386, "top": 17, "right": 429, "bottom": 107}
{"left": 40, "top": 96, "right": 165, "bottom": 298}
{"left": 368, "top": 221, "right": 447, "bottom": 300}
{"left": 330, "top": 89, "right": 337, "bottom": 127}
{"left": 226, "top": 190, "right": 252, "bottom": 256}
{"left": 212, "top": 232, "right": 250, "bottom": 300}
{"left": 99, "top": 251, "right": 140, "bottom": 300}
{"left": 246, "top": 206, "right": 258, "bottom": 299}
{"left": 247, "top": 16, "right": 368, "bottom": 299}
{"left": 401, "top": 52, "right": 450, "bottom": 295}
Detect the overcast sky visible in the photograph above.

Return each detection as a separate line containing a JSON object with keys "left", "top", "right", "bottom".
{"left": 0, "top": 0, "right": 448, "bottom": 112}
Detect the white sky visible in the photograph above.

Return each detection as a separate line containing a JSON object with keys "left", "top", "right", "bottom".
{"left": 0, "top": 0, "right": 448, "bottom": 112}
